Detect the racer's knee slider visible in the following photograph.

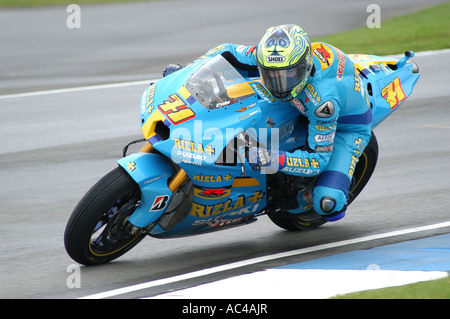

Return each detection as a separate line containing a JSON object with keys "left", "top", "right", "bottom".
{"left": 314, "top": 186, "right": 346, "bottom": 214}
{"left": 320, "top": 196, "right": 336, "bottom": 213}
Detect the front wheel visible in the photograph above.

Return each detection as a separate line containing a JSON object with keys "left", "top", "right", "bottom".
{"left": 64, "top": 167, "right": 147, "bottom": 265}
{"left": 268, "top": 132, "right": 379, "bottom": 231}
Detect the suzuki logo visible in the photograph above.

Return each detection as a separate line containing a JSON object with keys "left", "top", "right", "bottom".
{"left": 201, "top": 188, "right": 227, "bottom": 196}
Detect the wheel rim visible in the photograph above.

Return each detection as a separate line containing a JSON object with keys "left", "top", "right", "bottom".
{"left": 88, "top": 189, "right": 142, "bottom": 257}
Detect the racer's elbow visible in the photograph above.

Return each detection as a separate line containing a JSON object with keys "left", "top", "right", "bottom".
{"left": 313, "top": 151, "right": 332, "bottom": 175}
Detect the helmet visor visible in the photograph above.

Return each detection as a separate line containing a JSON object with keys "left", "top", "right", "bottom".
{"left": 258, "top": 55, "right": 310, "bottom": 99}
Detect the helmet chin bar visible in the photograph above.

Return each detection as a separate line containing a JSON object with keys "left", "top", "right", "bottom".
{"left": 272, "top": 91, "right": 293, "bottom": 102}
{"left": 271, "top": 89, "right": 291, "bottom": 100}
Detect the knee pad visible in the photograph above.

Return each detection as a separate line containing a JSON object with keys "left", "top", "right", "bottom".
{"left": 313, "top": 185, "right": 347, "bottom": 217}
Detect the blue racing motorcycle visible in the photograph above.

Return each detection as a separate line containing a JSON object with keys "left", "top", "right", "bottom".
{"left": 64, "top": 51, "right": 420, "bottom": 265}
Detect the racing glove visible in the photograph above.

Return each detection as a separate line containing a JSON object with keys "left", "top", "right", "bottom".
{"left": 248, "top": 147, "right": 284, "bottom": 174}
{"left": 162, "top": 63, "right": 184, "bottom": 77}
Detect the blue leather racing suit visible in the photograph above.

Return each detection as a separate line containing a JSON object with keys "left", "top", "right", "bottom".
{"left": 194, "top": 43, "right": 372, "bottom": 220}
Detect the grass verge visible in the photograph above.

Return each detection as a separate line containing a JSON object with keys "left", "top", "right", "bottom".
{"left": 333, "top": 276, "right": 450, "bottom": 299}
{"left": 311, "top": 2, "right": 450, "bottom": 55}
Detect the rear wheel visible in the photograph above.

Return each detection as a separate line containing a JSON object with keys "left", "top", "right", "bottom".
{"left": 268, "top": 132, "right": 379, "bottom": 231}
{"left": 64, "top": 167, "right": 147, "bottom": 265}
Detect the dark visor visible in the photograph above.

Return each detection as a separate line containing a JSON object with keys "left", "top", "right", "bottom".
{"left": 259, "top": 62, "right": 308, "bottom": 98}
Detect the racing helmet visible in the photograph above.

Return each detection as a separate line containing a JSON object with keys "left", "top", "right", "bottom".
{"left": 256, "top": 24, "right": 313, "bottom": 101}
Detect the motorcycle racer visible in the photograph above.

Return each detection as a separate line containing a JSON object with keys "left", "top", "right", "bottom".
{"left": 164, "top": 24, "right": 373, "bottom": 222}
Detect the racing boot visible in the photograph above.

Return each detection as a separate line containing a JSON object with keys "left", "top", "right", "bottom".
{"left": 319, "top": 196, "right": 346, "bottom": 221}
{"left": 286, "top": 186, "right": 327, "bottom": 228}
{"left": 287, "top": 186, "right": 314, "bottom": 214}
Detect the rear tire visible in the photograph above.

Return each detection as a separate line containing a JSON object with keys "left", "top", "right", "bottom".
{"left": 268, "top": 132, "right": 379, "bottom": 231}
{"left": 64, "top": 166, "right": 146, "bottom": 265}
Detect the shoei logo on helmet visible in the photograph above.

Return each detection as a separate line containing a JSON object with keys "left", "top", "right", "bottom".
{"left": 266, "top": 55, "right": 286, "bottom": 63}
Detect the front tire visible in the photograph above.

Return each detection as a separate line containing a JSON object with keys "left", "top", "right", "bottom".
{"left": 268, "top": 132, "right": 379, "bottom": 231}
{"left": 64, "top": 167, "right": 146, "bottom": 265}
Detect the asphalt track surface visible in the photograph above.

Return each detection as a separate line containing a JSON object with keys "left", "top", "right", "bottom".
{"left": 1, "top": 0, "right": 449, "bottom": 299}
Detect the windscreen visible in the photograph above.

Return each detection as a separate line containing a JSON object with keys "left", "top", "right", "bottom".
{"left": 186, "top": 55, "right": 255, "bottom": 109}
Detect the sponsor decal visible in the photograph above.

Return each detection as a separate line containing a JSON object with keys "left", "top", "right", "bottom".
{"left": 250, "top": 82, "right": 276, "bottom": 104}
{"left": 306, "top": 83, "right": 321, "bottom": 106}
{"left": 217, "top": 100, "right": 231, "bottom": 108}
{"left": 235, "top": 102, "right": 256, "bottom": 113}
{"left": 246, "top": 45, "right": 257, "bottom": 56}
{"left": 194, "top": 186, "right": 232, "bottom": 199}
{"left": 146, "top": 83, "right": 156, "bottom": 114}
{"left": 143, "top": 176, "right": 162, "bottom": 185}
{"left": 381, "top": 77, "right": 406, "bottom": 109}
{"left": 276, "top": 153, "right": 286, "bottom": 166}
{"left": 314, "top": 101, "right": 335, "bottom": 118}
{"left": 172, "top": 136, "right": 216, "bottom": 164}
{"left": 315, "top": 144, "right": 334, "bottom": 153}
{"left": 315, "top": 123, "right": 336, "bottom": 131}
{"left": 239, "top": 110, "right": 258, "bottom": 121}
{"left": 313, "top": 43, "right": 334, "bottom": 69}
{"left": 266, "top": 55, "right": 285, "bottom": 63}
{"left": 314, "top": 131, "right": 335, "bottom": 143}
{"left": 193, "top": 174, "right": 233, "bottom": 182}
{"left": 317, "top": 119, "right": 337, "bottom": 125}
{"left": 286, "top": 156, "right": 320, "bottom": 169}
{"left": 206, "top": 216, "right": 252, "bottom": 228}
{"left": 190, "top": 191, "right": 264, "bottom": 218}
{"left": 280, "top": 167, "right": 320, "bottom": 175}
{"left": 141, "top": 83, "right": 157, "bottom": 115}
{"left": 291, "top": 98, "right": 306, "bottom": 115}
{"left": 127, "top": 161, "right": 136, "bottom": 172}
{"left": 354, "top": 70, "right": 363, "bottom": 94}
{"left": 192, "top": 215, "right": 256, "bottom": 227}
{"left": 158, "top": 93, "right": 196, "bottom": 125}
{"left": 335, "top": 47, "right": 346, "bottom": 81}
{"left": 277, "top": 153, "right": 321, "bottom": 170}
{"left": 174, "top": 137, "right": 215, "bottom": 156}
{"left": 150, "top": 195, "right": 169, "bottom": 211}
{"left": 348, "top": 137, "right": 363, "bottom": 179}
{"left": 177, "top": 150, "right": 206, "bottom": 161}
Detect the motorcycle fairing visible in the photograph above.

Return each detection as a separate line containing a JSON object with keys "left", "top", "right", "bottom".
{"left": 117, "top": 152, "right": 176, "bottom": 227}
{"left": 349, "top": 52, "right": 420, "bottom": 128}
{"left": 149, "top": 173, "right": 265, "bottom": 237}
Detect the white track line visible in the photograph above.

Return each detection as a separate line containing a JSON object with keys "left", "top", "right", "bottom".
{"left": 80, "top": 221, "right": 450, "bottom": 299}
{"left": 0, "top": 79, "right": 158, "bottom": 99}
